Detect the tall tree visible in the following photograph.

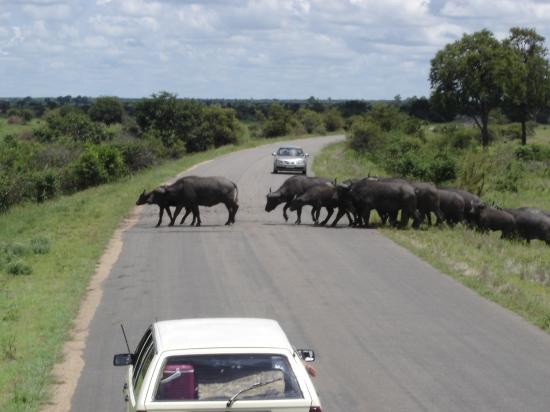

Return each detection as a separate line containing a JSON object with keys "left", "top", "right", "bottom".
{"left": 430, "top": 30, "right": 510, "bottom": 146}
{"left": 502, "top": 27, "right": 550, "bottom": 145}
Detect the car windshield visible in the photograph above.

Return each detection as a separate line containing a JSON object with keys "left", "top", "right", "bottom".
{"left": 277, "top": 148, "right": 304, "bottom": 157}
{"left": 154, "top": 354, "right": 302, "bottom": 402}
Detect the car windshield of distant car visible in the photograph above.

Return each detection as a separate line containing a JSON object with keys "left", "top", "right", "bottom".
{"left": 154, "top": 354, "right": 302, "bottom": 402}
{"left": 277, "top": 148, "right": 304, "bottom": 157}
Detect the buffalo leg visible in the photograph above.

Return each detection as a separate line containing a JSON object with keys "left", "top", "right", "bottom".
{"left": 179, "top": 208, "right": 193, "bottom": 225}
{"left": 170, "top": 205, "right": 184, "bottom": 226}
{"left": 295, "top": 206, "right": 302, "bottom": 224}
{"left": 192, "top": 205, "right": 201, "bottom": 226}
{"left": 156, "top": 206, "right": 172, "bottom": 227}
{"left": 320, "top": 208, "right": 334, "bottom": 226}
{"left": 311, "top": 207, "right": 317, "bottom": 223}
{"left": 331, "top": 209, "right": 346, "bottom": 227}
{"left": 283, "top": 202, "right": 290, "bottom": 222}
{"left": 345, "top": 211, "right": 354, "bottom": 226}
{"left": 231, "top": 203, "right": 239, "bottom": 224}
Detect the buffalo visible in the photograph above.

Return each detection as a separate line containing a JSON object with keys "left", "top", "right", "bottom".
{"left": 471, "top": 202, "right": 516, "bottom": 239}
{"left": 332, "top": 178, "right": 421, "bottom": 228}
{"left": 289, "top": 184, "right": 354, "bottom": 226}
{"left": 437, "top": 189, "right": 465, "bottom": 226}
{"left": 137, "top": 176, "right": 239, "bottom": 227}
{"left": 265, "top": 176, "right": 333, "bottom": 224}
{"left": 505, "top": 208, "right": 550, "bottom": 245}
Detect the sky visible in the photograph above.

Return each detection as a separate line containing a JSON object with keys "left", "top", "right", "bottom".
{"left": 1, "top": 0, "right": 550, "bottom": 99}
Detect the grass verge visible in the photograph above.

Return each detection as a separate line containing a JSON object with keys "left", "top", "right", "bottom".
{"left": 0, "top": 132, "right": 335, "bottom": 412}
{"left": 313, "top": 140, "right": 550, "bottom": 334}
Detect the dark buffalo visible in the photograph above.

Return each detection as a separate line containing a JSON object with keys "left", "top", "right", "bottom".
{"left": 332, "top": 178, "right": 420, "bottom": 228}
{"left": 441, "top": 187, "right": 481, "bottom": 224}
{"left": 437, "top": 189, "right": 465, "bottom": 226}
{"left": 471, "top": 203, "right": 516, "bottom": 239}
{"left": 505, "top": 208, "right": 550, "bottom": 245}
{"left": 138, "top": 176, "right": 239, "bottom": 227}
{"left": 410, "top": 181, "right": 444, "bottom": 226}
{"left": 516, "top": 207, "right": 550, "bottom": 219}
{"left": 265, "top": 176, "right": 332, "bottom": 224}
{"left": 136, "top": 185, "right": 177, "bottom": 227}
{"left": 289, "top": 185, "right": 353, "bottom": 226}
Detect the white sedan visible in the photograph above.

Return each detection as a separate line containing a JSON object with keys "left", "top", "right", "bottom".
{"left": 114, "top": 318, "right": 322, "bottom": 412}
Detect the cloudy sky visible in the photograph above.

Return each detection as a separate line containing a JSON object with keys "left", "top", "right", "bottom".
{"left": 1, "top": 0, "right": 550, "bottom": 99}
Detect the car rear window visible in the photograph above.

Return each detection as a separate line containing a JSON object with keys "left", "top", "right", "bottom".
{"left": 154, "top": 354, "right": 303, "bottom": 402}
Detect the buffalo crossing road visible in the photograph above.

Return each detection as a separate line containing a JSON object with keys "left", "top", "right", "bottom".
{"left": 70, "top": 135, "right": 550, "bottom": 412}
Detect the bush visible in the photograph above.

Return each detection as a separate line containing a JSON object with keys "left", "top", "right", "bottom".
{"left": 366, "top": 103, "right": 404, "bottom": 131}
{"left": 457, "top": 150, "right": 489, "bottom": 195}
{"left": 492, "top": 160, "right": 523, "bottom": 193}
{"left": 437, "top": 126, "right": 479, "bottom": 150}
{"left": 296, "top": 109, "right": 324, "bottom": 134}
{"left": 113, "top": 138, "right": 158, "bottom": 171}
{"left": 30, "top": 237, "right": 50, "bottom": 254}
{"left": 348, "top": 119, "right": 384, "bottom": 153}
{"left": 71, "top": 145, "right": 124, "bottom": 189}
{"left": 385, "top": 149, "right": 456, "bottom": 183}
{"left": 323, "top": 108, "right": 344, "bottom": 132}
{"left": 262, "top": 104, "right": 295, "bottom": 138}
{"left": 7, "top": 260, "right": 32, "bottom": 276}
{"left": 514, "top": 144, "right": 550, "bottom": 161}
{"left": 89, "top": 97, "right": 124, "bottom": 125}
{"left": 32, "top": 170, "right": 57, "bottom": 202}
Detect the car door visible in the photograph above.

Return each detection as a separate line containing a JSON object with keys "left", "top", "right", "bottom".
{"left": 127, "top": 329, "right": 155, "bottom": 412}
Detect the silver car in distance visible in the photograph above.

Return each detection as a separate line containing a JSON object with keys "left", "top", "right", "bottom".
{"left": 272, "top": 146, "right": 309, "bottom": 174}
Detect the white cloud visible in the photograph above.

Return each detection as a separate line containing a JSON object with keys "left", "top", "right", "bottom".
{"left": 22, "top": 3, "right": 72, "bottom": 20}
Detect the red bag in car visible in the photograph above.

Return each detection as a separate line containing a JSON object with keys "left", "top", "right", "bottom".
{"left": 158, "top": 364, "right": 195, "bottom": 400}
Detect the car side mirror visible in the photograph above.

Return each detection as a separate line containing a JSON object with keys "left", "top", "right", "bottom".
{"left": 113, "top": 353, "right": 133, "bottom": 366}
{"left": 305, "top": 153, "right": 310, "bottom": 157}
{"left": 272, "top": 152, "right": 276, "bottom": 156}
{"left": 297, "top": 349, "right": 315, "bottom": 362}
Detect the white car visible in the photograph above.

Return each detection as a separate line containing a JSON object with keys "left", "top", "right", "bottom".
{"left": 114, "top": 318, "right": 322, "bottom": 412}
{"left": 272, "top": 146, "right": 309, "bottom": 174}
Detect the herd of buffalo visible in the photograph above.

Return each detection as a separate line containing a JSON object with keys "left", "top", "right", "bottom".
{"left": 137, "top": 174, "right": 550, "bottom": 246}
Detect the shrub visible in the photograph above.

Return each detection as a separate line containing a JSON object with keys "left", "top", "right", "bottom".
{"left": 71, "top": 146, "right": 109, "bottom": 189}
{"left": 296, "top": 109, "right": 324, "bottom": 134}
{"left": 323, "top": 108, "right": 344, "bottom": 132}
{"left": 89, "top": 97, "right": 124, "bottom": 125}
{"left": 385, "top": 149, "right": 456, "bottom": 183}
{"left": 113, "top": 138, "right": 158, "bottom": 171}
{"left": 7, "top": 260, "right": 32, "bottom": 276}
{"left": 492, "top": 160, "right": 523, "bottom": 193}
{"left": 514, "top": 144, "right": 550, "bottom": 161}
{"left": 457, "top": 150, "right": 489, "bottom": 195}
{"left": 96, "top": 145, "right": 126, "bottom": 179}
{"left": 262, "top": 104, "right": 295, "bottom": 138}
{"left": 32, "top": 170, "right": 57, "bottom": 202}
{"left": 7, "top": 115, "right": 23, "bottom": 125}
{"left": 348, "top": 119, "right": 384, "bottom": 153}
{"left": 366, "top": 103, "right": 404, "bottom": 131}
{"left": 30, "top": 237, "right": 50, "bottom": 254}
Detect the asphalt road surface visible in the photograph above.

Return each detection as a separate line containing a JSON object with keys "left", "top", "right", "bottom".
{"left": 71, "top": 135, "right": 550, "bottom": 411}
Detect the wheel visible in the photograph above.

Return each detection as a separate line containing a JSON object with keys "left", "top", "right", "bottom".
{"left": 273, "top": 167, "right": 278, "bottom": 174}
{"left": 302, "top": 168, "right": 307, "bottom": 175}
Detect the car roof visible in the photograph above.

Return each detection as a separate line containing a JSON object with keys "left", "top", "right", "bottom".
{"left": 153, "top": 318, "right": 294, "bottom": 353}
{"left": 278, "top": 145, "right": 302, "bottom": 149}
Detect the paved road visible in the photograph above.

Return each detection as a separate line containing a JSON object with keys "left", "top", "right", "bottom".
{"left": 71, "top": 135, "right": 550, "bottom": 411}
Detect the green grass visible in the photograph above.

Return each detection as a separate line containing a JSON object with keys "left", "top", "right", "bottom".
{"left": 313, "top": 137, "right": 550, "bottom": 334}
{"left": 0, "top": 132, "right": 330, "bottom": 412}
{"left": 0, "top": 118, "right": 42, "bottom": 140}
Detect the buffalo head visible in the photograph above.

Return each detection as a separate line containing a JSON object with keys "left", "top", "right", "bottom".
{"left": 265, "top": 191, "right": 283, "bottom": 212}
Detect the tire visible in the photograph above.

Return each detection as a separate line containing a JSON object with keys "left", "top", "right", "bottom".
{"left": 302, "top": 169, "right": 307, "bottom": 175}
{"left": 273, "top": 168, "right": 278, "bottom": 174}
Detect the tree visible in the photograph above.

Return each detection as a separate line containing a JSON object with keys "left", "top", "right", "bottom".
{"left": 502, "top": 27, "right": 550, "bottom": 145}
{"left": 323, "top": 108, "right": 344, "bottom": 131}
{"left": 430, "top": 30, "right": 511, "bottom": 146}
{"left": 89, "top": 96, "right": 124, "bottom": 125}
{"left": 262, "top": 104, "right": 295, "bottom": 137}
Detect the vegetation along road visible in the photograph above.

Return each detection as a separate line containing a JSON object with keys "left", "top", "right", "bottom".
{"left": 64, "top": 135, "right": 550, "bottom": 412}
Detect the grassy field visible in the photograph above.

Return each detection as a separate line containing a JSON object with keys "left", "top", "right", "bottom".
{"left": 313, "top": 136, "right": 550, "bottom": 336}
{"left": 0, "top": 118, "right": 42, "bottom": 140}
{"left": 0, "top": 132, "right": 331, "bottom": 412}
